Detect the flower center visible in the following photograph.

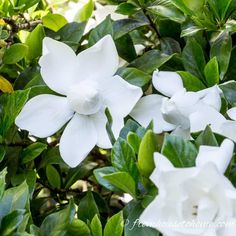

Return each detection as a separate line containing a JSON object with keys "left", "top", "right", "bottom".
{"left": 67, "top": 80, "right": 103, "bottom": 115}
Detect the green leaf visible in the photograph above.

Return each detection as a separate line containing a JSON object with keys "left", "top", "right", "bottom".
{"left": 104, "top": 172, "right": 136, "bottom": 198}
{"left": 90, "top": 215, "right": 102, "bottom": 236}
{"left": 208, "top": 0, "right": 232, "bottom": 20}
{"left": 182, "top": 38, "right": 206, "bottom": 81}
{"left": 220, "top": 81, "right": 236, "bottom": 106}
{"left": 0, "top": 210, "right": 24, "bottom": 236}
{"left": 112, "top": 138, "right": 139, "bottom": 182}
{"left": 129, "top": 50, "right": 175, "bottom": 74}
{"left": 204, "top": 57, "right": 219, "bottom": 86}
{"left": 210, "top": 32, "right": 232, "bottom": 80}
{"left": 88, "top": 16, "right": 113, "bottom": 46}
{"left": 116, "top": 3, "right": 139, "bottom": 15}
{"left": 25, "top": 24, "right": 45, "bottom": 60}
{"left": 3, "top": 43, "right": 28, "bottom": 64}
{"left": 138, "top": 130, "right": 158, "bottom": 177}
{"left": 46, "top": 165, "right": 61, "bottom": 189}
{"left": 148, "top": 5, "right": 185, "bottom": 23}
{"left": 116, "top": 67, "right": 151, "bottom": 88}
{"left": 124, "top": 202, "right": 159, "bottom": 236}
{"left": 77, "top": 192, "right": 99, "bottom": 222}
{"left": 42, "top": 13, "right": 67, "bottom": 32}
{"left": 0, "top": 89, "right": 30, "bottom": 136}
{"left": 113, "top": 19, "right": 148, "bottom": 39}
{"left": 57, "top": 22, "right": 86, "bottom": 44}
{"left": 0, "top": 181, "right": 29, "bottom": 219}
{"left": 40, "top": 200, "right": 76, "bottom": 236}
{"left": 21, "top": 142, "right": 47, "bottom": 163}
{"left": 0, "top": 168, "right": 7, "bottom": 200}
{"left": 94, "top": 167, "right": 121, "bottom": 192}
{"left": 104, "top": 212, "right": 123, "bottom": 236}
{"left": 66, "top": 219, "right": 91, "bottom": 236}
{"left": 127, "top": 132, "right": 140, "bottom": 154}
{"left": 74, "top": 0, "right": 94, "bottom": 22}
{"left": 0, "top": 146, "right": 5, "bottom": 163}
{"left": 161, "top": 134, "right": 198, "bottom": 167}
{"left": 178, "top": 71, "right": 206, "bottom": 91}
{"left": 119, "top": 120, "right": 140, "bottom": 139}
{"left": 195, "top": 125, "right": 219, "bottom": 147}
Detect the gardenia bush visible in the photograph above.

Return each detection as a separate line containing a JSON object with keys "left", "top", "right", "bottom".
{"left": 2, "top": 0, "right": 236, "bottom": 235}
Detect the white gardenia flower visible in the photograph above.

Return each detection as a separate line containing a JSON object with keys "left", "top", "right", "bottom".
{"left": 15, "top": 35, "right": 142, "bottom": 167}
{"left": 130, "top": 70, "right": 222, "bottom": 138}
{"left": 140, "top": 139, "right": 236, "bottom": 236}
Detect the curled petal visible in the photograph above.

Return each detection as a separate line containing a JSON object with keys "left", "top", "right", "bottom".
{"left": 15, "top": 94, "right": 74, "bottom": 138}
{"left": 152, "top": 70, "right": 184, "bottom": 97}
{"left": 39, "top": 37, "right": 78, "bottom": 95}
{"left": 76, "top": 35, "right": 119, "bottom": 81}
{"left": 196, "top": 139, "right": 234, "bottom": 173}
{"left": 130, "top": 95, "right": 175, "bottom": 134}
{"left": 189, "top": 105, "right": 226, "bottom": 133}
{"left": 59, "top": 114, "right": 97, "bottom": 167}
{"left": 101, "top": 75, "right": 142, "bottom": 117}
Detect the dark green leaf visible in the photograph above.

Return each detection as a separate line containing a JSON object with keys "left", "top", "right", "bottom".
{"left": 161, "top": 134, "right": 198, "bottom": 167}
{"left": 46, "top": 165, "right": 61, "bottom": 189}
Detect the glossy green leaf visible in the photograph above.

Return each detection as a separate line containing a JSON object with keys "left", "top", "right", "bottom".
{"left": 104, "top": 211, "right": 123, "bottom": 236}
{"left": 25, "top": 24, "right": 45, "bottom": 60}
{"left": 104, "top": 172, "right": 136, "bottom": 198}
{"left": 42, "top": 13, "right": 67, "bottom": 32}
{"left": 204, "top": 57, "right": 219, "bottom": 86}
{"left": 3, "top": 43, "right": 28, "bottom": 64}
{"left": 182, "top": 38, "right": 206, "bottom": 81}
{"left": 90, "top": 215, "right": 102, "bottom": 236}
{"left": 46, "top": 165, "right": 61, "bottom": 189}
{"left": 21, "top": 142, "right": 47, "bottom": 163}
{"left": 74, "top": 0, "right": 94, "bottom": 22}
{"left": 178, "top": 71, "right": 206, "bottom": 91}
{"left": 77, "top": 191, "right": 99, "bottom": 222}
{"left": 210, "top": 32, "right": 232, "bottom": 80}
{"left": 161, "top": 134, "right": 198, "bottom": 167}
{"left": 138, "top": 130, "right": 158, "bottom": 177}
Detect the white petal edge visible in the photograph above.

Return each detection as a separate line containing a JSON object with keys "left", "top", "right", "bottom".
{"left": 59, "top": 114, "right": 97, "bottom": 167}
{"left": 130, "top": 95, "right": 175, "bottom": 134}
{"left": 90, "top": 111, "right": 124, "bottom": 149}
{"left": 196, "top": 139, "right": 234, "bottom": 173}
{"left": 101, "top": 75, "right": 143, "bottom": 117}
{"left": 227, "top": 107, "right": 236, "bottom": 121}
{"left": 152, "top": 70, "right": 184, "bottom": 97}
{"left": 39, "top": 37, "right": 78, "bottom": 95}
{"left": 76, "top": 35, "right": 119, "bottom": 81}
{"left": 189, "top": 105, "right": 226, "bottom": 133}
{"left": 15, "top": 94, "right": 74, "bottom": 138}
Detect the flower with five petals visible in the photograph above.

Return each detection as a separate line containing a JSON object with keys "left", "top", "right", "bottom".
{"left": 15, "top": 35, "right": 142, "bottom": 167}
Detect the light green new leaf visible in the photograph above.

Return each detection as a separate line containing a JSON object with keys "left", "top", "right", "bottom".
{"left": 104, "top": 211, "right": 123, "bottom": 236}
{"left": 42, "top": 13, "right": 67, "bottom": 32}
{"left": 90, "top": 215, "right": 102, "bottom": 236}
{"left": 204, "top": 57, "right": 219, "bottom": 86}
{"left": 74, "top": 0, "right": 94, "bottom": 22}
{"left": 138, "top": 130, "right": 158, "bottom": 177}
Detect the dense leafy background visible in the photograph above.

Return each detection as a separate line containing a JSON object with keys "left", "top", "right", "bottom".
{"left": 1, "top": 0, "right": 236, "bottom": 235}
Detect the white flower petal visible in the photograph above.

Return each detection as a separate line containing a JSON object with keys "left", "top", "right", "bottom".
{"left": 218, "top": 120, "right": 236, "bottom": 142}
{"left": 59, "top": 114, "right": 97, "bottom": 167}
{"left": 76, "top": 35, "right": 119, "bottom": 81}
{"left": 15, "top": 95, "right": 74, "bottom": 138}
{"left": 152, "top": 70, "right": 184, "bottom": 97}
{"left": 189, "top": 105, "right": 226, "bottom": 133}
{"left": 130, "top": 95, "right": 175, "bottom": 133}
{"left": 196, "top": 139, "right": 234, "bottom": 173}
{"left": 101, "top": 75, "right": 142, "bottom": 117}
{"left": 90, "top": 111, "right": 124, "bottom": 149}
{"left": 171, "top": 127, "right": 191, "bottom": 140}
{"left": 198, "top": 86, "right": 222, "bottom": 111}
{"left": 39, "top": 37, "right": 78, "bottom": 95}
{"left": 227, "top": 107, "right": 236, "bottom": 121}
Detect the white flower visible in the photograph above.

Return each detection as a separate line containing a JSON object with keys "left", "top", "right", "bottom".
{"left": 140, "top": 139, "right": 236, "bottom": 236}
{"left": 130, "top": 70, "right": 222, "bottom": 138}
{"left": 15, "top": 35, "right": 142, "bottom": 167}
